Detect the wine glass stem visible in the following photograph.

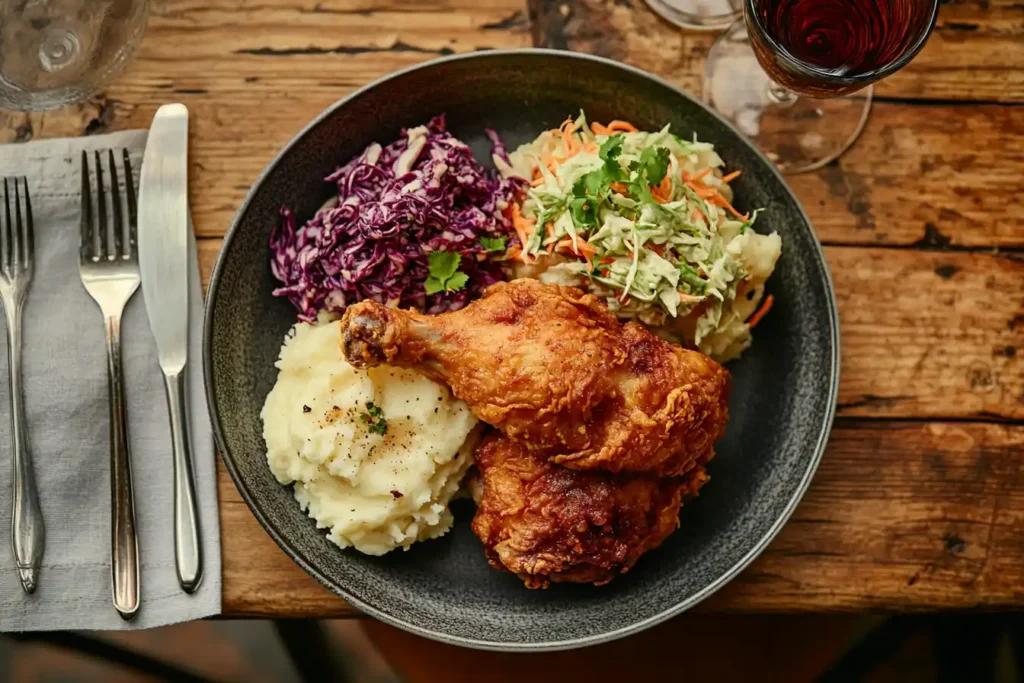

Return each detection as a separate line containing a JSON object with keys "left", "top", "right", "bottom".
{"left": 765, "top": 82, "right": 799, "bottom": 108}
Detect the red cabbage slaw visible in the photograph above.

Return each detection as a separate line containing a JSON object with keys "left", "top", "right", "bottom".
{"left": 270, "top": 115, "right": 524, "bottom": 321}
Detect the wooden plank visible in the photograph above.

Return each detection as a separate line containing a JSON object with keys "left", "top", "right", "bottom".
{"left": 787, "top": 102, "right": 1024, "bottom": 249}
{"left": 197, "top": 236, "right": 1024, "bottom": 613}
{"left": 829, "top": 247, "right": 1023, "bottom": 420}
{"left": 197, "top": 238, "right": 1024, "bottom": 421}
{"left": 218, "top": 461, "right": 356, "bottom": 618}
{"left": 1, "top": 2, "right": 1019, "bottom": 248}
{"left": 215, "top": 419, "right": 1024, "bottom": 616}
{"left": 13, "top": 99, "right": 1015, "bottom": 249}
{"left": 708, "top": 420, "right": 1024, "bottom": 612}
{"left": 528, "top": 0, "right": 1024, "bottom": 104}
{"left": 0, "top": 0, "right": 529, "bottom": 241}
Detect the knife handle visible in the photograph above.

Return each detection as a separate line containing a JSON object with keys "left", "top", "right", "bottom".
{"left": 162, "top": 369, "right": 203, "bottom": 593}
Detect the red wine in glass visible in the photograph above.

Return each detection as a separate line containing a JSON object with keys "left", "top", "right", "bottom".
{"left": 746, "top": 0, "right": 938, "bottom": 96}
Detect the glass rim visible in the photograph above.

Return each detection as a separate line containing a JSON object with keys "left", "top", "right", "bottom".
{"left": 743, "top": 0, "right": 940, "bottom": 88}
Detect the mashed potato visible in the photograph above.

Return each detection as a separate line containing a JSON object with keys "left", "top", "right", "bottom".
{"left": 261, "top": 319, "right": 479, "bottom": 555}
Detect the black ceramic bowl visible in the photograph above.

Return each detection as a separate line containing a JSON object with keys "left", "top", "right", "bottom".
{"left": 204, "top": 49, "right": 839, "bottom": 651}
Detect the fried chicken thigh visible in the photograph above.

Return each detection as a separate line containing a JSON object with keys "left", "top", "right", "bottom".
{"left": 472, "top": 434, "right": 708, "bottom": 588}
{"left": 341, "top": 279, "right": 730, "bottom": 477}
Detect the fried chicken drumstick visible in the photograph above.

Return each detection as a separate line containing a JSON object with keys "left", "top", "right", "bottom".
{"left": 472, "top": 434, "right": 709, "bottom": 588}
{"left": 341, "top": 279, "right": 730, "bottom": 477}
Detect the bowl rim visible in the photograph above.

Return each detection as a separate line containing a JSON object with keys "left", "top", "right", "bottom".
{"left": 203, "top": 47, "right": 841, "bottom": 652}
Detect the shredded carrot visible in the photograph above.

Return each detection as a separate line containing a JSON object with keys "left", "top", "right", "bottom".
{"left": 510, "top": 204, "right": 536, "bottom": 263}
{"left": 653, "top": 174, "right": 672, "bottom": 203}
{"left": 565, "top": 138, "right": 579, "bottom": 157}
{"left": 583, "top": 141, "right": 598, "bottom": 154}
{"left": 555, "top": 237, "right": 597, "bottom": 266}
{"left": 549, "top": 117, "right": 573, "bottom": 137}
{"left": 684, "top": 168, "right": 712, "bottom": 182}
{"left": 545, "top": 156, "right": 560, "bottom": 174}
{"left": 530, "top": 175, "right": 545, "bottom": 187}
{"left": 684, "top": 181, "right": 717, "bottom": 200}
{"left": 590, "top": 122, "right": 611, "bottom": 135}
{"left": 711, "top": 193, "right": 750, "bottom": 220}
{"left": 609, "top": 182, "right": 629, "bottom": 194}
{"left": 605, "top": 120, "right": 638, "bottom": 133}
{"left": 577, "top": 239, "right": 598, "bottom": 259}
{"left": 747, "top": 294, "right": 774, "bottom": 328}
{"left": 599, "top": 256, "right": 615, "bottom": 265}
{"left": 691, "top": 206, "right": 705, "bottom": 223}
{"left": 721, "top": 170, "right": 742, "bottom": 183}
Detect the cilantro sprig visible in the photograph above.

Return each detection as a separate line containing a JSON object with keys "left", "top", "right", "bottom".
{"left": 360, "top": 401, "right": 388, "bottom": 436}
{"left": 425, "top": 251, "right": 469, "bottom": 295}
{"left": 566, "top": 134, "right": 674, "bottom": 229}
{"left": 479, "top": 236, "right": 506, "bottom": 252}
{"left": 569, "top": 134, "right": 629, "bottom": 229}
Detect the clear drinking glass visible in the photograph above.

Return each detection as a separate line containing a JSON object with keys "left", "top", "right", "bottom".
{"left": 703, "top": 0, "right": 938, "bottom": 173}
{"left": 646, "top": 0, "right": 742, "bottom": 30}
{"left": 0, "top": 0, "right": 149, "bottom": 111}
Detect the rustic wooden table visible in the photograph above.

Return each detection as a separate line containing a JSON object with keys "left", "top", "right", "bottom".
{"left": 4, "top": 0, "right": 1019, "bottom": 620}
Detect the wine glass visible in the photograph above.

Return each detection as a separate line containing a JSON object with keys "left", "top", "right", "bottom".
{"left": 646, "top": 0, "right": 742, "bottom": 30}
{"left": 703, "top": 0, "right": 939, "bottom": 173}
{"left": 0, "top": 0, "right": 150, "bottom": 111}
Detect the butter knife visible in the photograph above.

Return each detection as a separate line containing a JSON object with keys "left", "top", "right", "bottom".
{"left": 137, "top": 103, "right": 203, "bottom": 592}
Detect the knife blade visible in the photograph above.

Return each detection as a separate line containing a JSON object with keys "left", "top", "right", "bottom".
{"left": 138, "top": 103, "right": 203, "bottom": 593}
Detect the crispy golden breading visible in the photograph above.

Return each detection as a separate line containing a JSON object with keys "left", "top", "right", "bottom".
{"left": 340, "top": 279, "right": 730, "bottom": 477}
{"left": 471, "top": 434, "right": 709, "bottom": 588}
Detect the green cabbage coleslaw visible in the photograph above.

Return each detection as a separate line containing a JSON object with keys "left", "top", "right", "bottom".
{"left": 496, "top": 112, "right": 782, "bottom": 362}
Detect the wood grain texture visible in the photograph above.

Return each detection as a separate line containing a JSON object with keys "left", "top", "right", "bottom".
{"left": 5, "top": 0, "right": 1021, "bottom": 617}
{"left": 528, "top": 0, "right": 1024, "bottom": 248}
{"left": 0, "top": 2, "right": 1018, "bottom": 249}
{"left": 211, "top": 418, "right": 1024, "bottom": 616}
{"left": 528, "top": 0, "right": 1024, "bottom": 103}
{"left": 193, "top": 241, "right": 1024, "bottom": 615}
{"left": 709, "top": 420, "right": 1024, "bottom": 612}
{"left": 197, "top": 239, "right": 1024, "bottom": 422}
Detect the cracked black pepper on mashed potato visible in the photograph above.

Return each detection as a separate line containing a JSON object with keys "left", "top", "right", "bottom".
{"left": 261, "top": 318, "right": 481, "bottom": 555}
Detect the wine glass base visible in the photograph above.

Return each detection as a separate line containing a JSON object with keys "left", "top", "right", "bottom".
{"left": 645, "top": 0, "right": 742, "bottom": 30}
{"left": 702, "top": 21, "right": 872, "bottom": 174}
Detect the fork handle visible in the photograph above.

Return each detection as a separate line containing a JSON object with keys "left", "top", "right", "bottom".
{"left": 6, "top": 302, "right": 45, "bottom": 594}
{"left": 163, "top": 369, "right": 203, "bottom": 593}
{"left": 104, "top": 314, "right": 140, "bottom": 619}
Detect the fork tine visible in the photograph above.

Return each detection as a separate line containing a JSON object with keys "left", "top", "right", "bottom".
{"left": 80, "top": 152, "right": 93, "bottom": 261}
{"left": 1, "top": 179, "right": 10, "bottom": 272}
{"left": 122, "top": 149, "right": 137, "bottom": 255}
{"left": 22, "top": 178, "right": 33, "bottom": 265}
{"left": 94, "top": 150, "right": 108, "bottom": 260}
{"left": 107, "top": 150, "right": 124, "bottom": 259}
{"left": 12, "top": 178, "right": 22, "bottom": 269}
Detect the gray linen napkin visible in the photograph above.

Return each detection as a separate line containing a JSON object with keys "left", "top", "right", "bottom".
{"left": 0, "top": 130, "right": 221, "bottom": 630}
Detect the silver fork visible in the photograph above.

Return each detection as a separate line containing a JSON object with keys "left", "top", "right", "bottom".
{"left": 79, "top": 150, "right": 140, "bottom": 620}
{"left": 0, "top": 177, "right": 44, "bottom": 595}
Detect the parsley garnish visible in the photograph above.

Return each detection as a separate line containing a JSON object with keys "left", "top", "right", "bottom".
{"left": 359, "top": 401, "right": 388, "bottom": 436}
{"left": 425, "top": 251, "right": 468, "bottom": 295}
{"left": 479, "top": 236, "right": 506, "bottom": 252}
